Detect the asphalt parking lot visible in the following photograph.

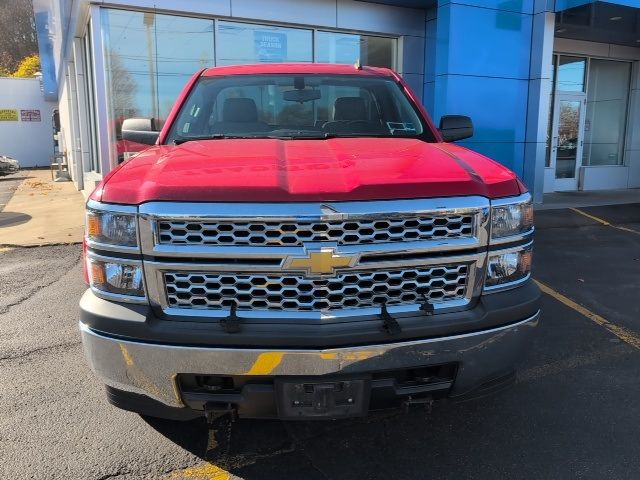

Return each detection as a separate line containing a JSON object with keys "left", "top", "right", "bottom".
{"left": 1, "top": 203, "right": 639, "bottom": 479}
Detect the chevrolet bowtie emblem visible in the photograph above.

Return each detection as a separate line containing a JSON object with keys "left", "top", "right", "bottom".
{"left": 286, "top": 248, "right": 357, "bottom": 275}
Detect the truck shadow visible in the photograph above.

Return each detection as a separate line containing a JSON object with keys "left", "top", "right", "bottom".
{"left": 142, "top": 408, "right": 413, "bottom": 478}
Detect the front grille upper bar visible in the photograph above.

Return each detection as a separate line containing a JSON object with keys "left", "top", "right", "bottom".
{"left": 138, "top": 197, "right": 491, "bottom": 258}
{"left": 137, "top": 197, "right": 491, "bottom": 320}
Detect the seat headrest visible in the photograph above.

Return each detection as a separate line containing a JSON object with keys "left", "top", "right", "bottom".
{"left": 333, "top": 97, "right": 367, "bottom": 121}
{"left": 223, "top": 98, "right": 258, "bottom": 122}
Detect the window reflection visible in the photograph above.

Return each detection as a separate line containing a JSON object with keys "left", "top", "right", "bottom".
{"left": 217, "top": 22, "right": 312, "bottom": 66}
{"left": 557, "top": 56, "right": 586, "bottom": 92}
{"left": 315, "top": 32, "right": 396, "bottom": 68}
{"left": 583, "top": 59, "right": 630, "bottom": 166}
{"left": 545, "top": 54, "right": 557, "bottom": 168}
{"left": 100, "top": 9, "right": 398, "bottom": 165}
{"left": 555, "top": 100, "right": 581, "bottom": 179}
{"left": 101, "top": 9, "right": 213, "bottom": 163}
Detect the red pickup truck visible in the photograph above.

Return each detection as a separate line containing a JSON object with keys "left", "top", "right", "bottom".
{"left": 80, "top": 63, "right": 540, "bottom": 422}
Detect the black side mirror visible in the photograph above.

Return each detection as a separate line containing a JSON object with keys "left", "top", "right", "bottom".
{"left": 438, "top": 115, "right": 473, "bottom": 142}
{"left": 122, "top": 118, "right": 159, "bottom": 145}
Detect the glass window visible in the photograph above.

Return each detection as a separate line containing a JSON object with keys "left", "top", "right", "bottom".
{"left": 545, "top": 54, "right": 557, "bottom": 167}
{"left": 84, "top": 25, "right": 100, "bottom": 173}
{"left": 155, "top": 15, "right": 214, "bottom": 122}
{"left": 315, "top": 32, "right": 396, "bottom": 69}
{"left": 556, "top": 56, "right": 586, "bottom": 92}
{"left": 101, "top": 9, "right": 214, "bottom": 163}
{"left": 217, "top": 22, "right": 312, "bottom": 66}
{"left": 99, "top": 9, "right": 398, "bottom": 165}
{"left": 583, "top": 59, "right": 631, "bottom": 166}
{"left": 166, "top": 74, "right": 431, "bottom": 143}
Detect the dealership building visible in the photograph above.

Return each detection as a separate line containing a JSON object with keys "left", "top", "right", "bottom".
{"left": 33, "top": 0, "right": 640, "bottom": 201}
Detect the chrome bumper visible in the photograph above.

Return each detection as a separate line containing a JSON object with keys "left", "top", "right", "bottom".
{"left": 80, "top": 310, "right": 540, "bottom": 408}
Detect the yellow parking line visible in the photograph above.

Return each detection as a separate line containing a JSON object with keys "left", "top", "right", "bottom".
{"left": 570, "top": 208, "right": 640, "bottom": 236}
{"left": 165, "top": 463, "right": 231, "bottom": 480}
{"left": 535, "top": 279, "right": 640, "bottom": 350}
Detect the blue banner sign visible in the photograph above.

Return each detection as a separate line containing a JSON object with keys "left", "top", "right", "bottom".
{"left": 254, "top": 31, "right": 287, "bottom": 62}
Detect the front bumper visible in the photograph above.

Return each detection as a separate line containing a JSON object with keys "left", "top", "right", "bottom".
{"left": 80, "top": 307, "right": 540, "bottom": 417}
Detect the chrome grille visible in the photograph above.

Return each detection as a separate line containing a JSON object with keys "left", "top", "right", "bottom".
{"left": 156, "top": 214, "right": 475, "bottom": 247}
{"left": 164, "top": 264, "right": 469, "bottom": 312}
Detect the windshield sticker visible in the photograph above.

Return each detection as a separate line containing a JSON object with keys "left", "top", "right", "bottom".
{"left": 387, "top": 122, "right": 417, "bottom": 134}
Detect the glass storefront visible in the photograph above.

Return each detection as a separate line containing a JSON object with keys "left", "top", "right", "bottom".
{"left": 583, "top": 59, "right": 631, "bottom": 166}
{"left": 315, "top": 32, "right": 396, "bottom": 67}
{"left": 217, "top": 22, "right": 312, "bottom": 65}
{"left": 99, "top": 8, "right": 398, "bottom": 165}
{"left": 546, "top": 54, "right": 632, "bottom": 187}
{"left": 556, "top": 56, "right": 586, "bottom": 92}
{"left": 101, "top": 9, "right": 214, "bottom": 162}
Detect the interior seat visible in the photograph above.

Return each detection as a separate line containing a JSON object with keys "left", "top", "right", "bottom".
{"left": 323, "top": 97, "right": 383, "bottom": 134}
{"left": 209, "top": 98, "right": 270, "bottom": 134}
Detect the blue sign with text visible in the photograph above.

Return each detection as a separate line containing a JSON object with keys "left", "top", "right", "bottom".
{"left": 254, "top": 31, "right": 287, "bottom": 62}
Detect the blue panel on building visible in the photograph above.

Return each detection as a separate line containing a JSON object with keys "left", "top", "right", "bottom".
{"left": 34, "top": 11, "right": 57, "bottom": 101}
{"left": 435, "top": 3, "right": 533, "bottom": 79}
{"left": 555, "top": 0, "right": 640, "bottom": 11}
{"left": 437, "top": 0, "right": 535, "bottom": 14}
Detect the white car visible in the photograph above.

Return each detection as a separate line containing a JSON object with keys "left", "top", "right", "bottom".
{"left": 0, "top": 156, "right": 19, "bottom": 176}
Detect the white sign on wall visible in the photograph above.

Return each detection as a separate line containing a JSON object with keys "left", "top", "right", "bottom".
{"left": 21, "top": 109, "right": 42, "bottom": 122}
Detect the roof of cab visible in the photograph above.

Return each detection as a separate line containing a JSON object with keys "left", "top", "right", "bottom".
{"left": 201, "top": 63, "right": 396, "bottom": 77}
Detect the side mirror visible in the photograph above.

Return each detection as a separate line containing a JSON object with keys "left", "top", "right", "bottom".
{"left": 438, "top": 115, "right": 473, "bottom": 142}
{"left": 121, "top": 118, "right": 159, "bottom": 145}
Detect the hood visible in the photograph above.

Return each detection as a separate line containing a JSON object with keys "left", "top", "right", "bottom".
{"left": 95, "top": 138, "right": 522, "bottom": 204}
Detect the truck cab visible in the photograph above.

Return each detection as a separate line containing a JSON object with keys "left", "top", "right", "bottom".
{"left": 80, "top": 63, "right": 540, "bottom": 421}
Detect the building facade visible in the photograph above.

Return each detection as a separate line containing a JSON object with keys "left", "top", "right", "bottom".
{"left": 33, "top": 0, "right": 640, "bottom": 201}
{"left": 0, "top": 77, "right": 57, "bottom": 168}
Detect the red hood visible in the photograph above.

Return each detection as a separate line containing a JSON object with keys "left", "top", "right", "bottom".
{"left": 95, "top": 138, "right": 523, "bottom": 204}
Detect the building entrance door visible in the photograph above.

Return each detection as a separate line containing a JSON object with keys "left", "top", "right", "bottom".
{"left": 551, "top": 93, "right": 586, "bottom": 191}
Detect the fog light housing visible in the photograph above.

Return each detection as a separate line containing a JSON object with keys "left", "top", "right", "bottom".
{"left": 485, "top": 247, "right": 532, "bottom": 289}
{"left": 87, "top": 256, "right": 145, "bottom": 297}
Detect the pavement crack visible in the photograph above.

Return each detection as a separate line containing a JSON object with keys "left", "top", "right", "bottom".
{"left": 95, "top": 470, "right": 132, "bottom": 480}
{"left": 0, "top": 250, "right": 82, "bottom": 315}
{"left": 0, "top": 340, "right": 82, "bottom": 362}
{"left": 298, "top": 446, "right": 331, "bottom": 480}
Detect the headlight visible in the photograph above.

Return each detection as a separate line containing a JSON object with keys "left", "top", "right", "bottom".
{"left": 86, "top": 209, "right": 137, "bottom": 247}
{"left": 86, "top": 256, "right": 145, "bottom": 297}
{"left": 485, "top": 246, "right": 532, "bottom": 288}
{"left": 491, "top": 196, "right": 533, "bottom": 239}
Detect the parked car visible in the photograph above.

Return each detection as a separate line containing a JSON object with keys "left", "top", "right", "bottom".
{"left": 0, "top": 156, "right": 19, "bottom": 176}
{"left": 80, "top": 63, "right": 540, "bottom": 422}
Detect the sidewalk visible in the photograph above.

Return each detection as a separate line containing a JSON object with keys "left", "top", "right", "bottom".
{"left": 0, "top": 169, "right": 85, "bottom": 246}
{"left": 538, "top": 188, "right": 640, "bottom": 210}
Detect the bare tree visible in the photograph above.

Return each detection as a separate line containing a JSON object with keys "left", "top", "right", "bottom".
{"left": 107, "top": 50, "right": 137, "bottom": 120}
{"left": 0, "top": 0, "right": 38, "bottom": 74}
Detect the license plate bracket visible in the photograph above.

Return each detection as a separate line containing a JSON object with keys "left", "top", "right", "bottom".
{"left": 275, "top": 377, "right": 370, "bottom": 420}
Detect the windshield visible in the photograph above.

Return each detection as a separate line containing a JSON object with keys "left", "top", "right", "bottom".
{"left": 165, "top": 74, "right": 434, "bottom": 143}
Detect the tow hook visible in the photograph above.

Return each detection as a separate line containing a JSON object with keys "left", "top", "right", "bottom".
{"left": 379, "top": 303, "right": 401, "bottom": 335}
{"left": 204, "top": 402, "right": 237, "bottom": 424}
{"left": 220, "top": 302, "right": 242, "bottom": 334}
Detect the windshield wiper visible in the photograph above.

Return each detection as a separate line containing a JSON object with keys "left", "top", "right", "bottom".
{"left": 173, "top": 134, "right": 304, "bottom": 145}
{"left": 173, "top": 134, "right": 257, "bottom": 145}
{"left": 173, "top": 132, "right": 416, "bottom": 144}
{"left": 289, "top": 133, "right": 399, "bottom": 140}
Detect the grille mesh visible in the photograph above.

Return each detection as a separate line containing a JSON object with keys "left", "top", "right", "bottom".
{"left": 157, "top": 215, "right": 474, "bottom": 247}
{"left": 164, "top": 265, "right": 468, "bottom": 312}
